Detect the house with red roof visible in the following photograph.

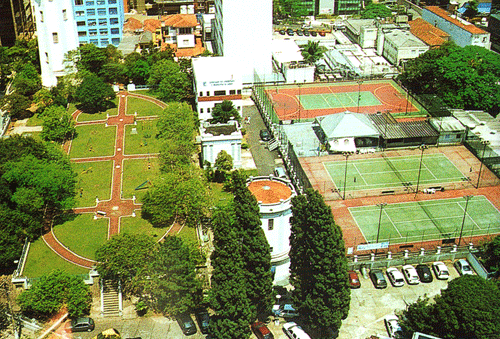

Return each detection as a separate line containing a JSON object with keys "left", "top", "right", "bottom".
{"left": 409, "top": 18, "right": 450, "bottom": 48}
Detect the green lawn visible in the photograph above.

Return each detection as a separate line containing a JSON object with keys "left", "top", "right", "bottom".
{"left": 126, "top": 97, "right": 164, "bottom": 117}
{"left": 177, "top": 224, "right": 198, "bottom": 244}
{"left": 21, "top": 131, "right": 42, "bottom": 141}
{"left": 76, "top": 98, "right": 119, "bottom": 122}
{"left": 124, "top": 120, "right": 160, "bottom": 155}
{"left": 73, "top": 161, "right": 113, "bottom": 207}
{"left": 70, "top": 124, "right": 116, "bottom": 158}
{"left": 22, "top": 238, "right": 88, "bottom": 277}
{"left": 52, "top": 213, "right": 108, "bottom": 260}
{"left": 120, "top": 211, "right": 169, "bottom": 241}
{"left": 122, "top": 158, "right": 160, "bottom": 202}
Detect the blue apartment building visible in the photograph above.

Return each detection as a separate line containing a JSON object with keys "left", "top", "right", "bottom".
{"left": 73, "top": 0, "right": 124, "bottom": 47}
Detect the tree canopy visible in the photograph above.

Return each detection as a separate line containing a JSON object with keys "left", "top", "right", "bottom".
{"left": 211, "top": 100, "right": 240, "bottom": 124}
{"left": 397, "top": 43, "right": 500, "bottom": 116}
{"left": 147, "top": 59, "right": 191, "bottom": 102}
{"left": 41, "top": 106, "right": 76, "bottom": 143}
{"left": 361, "top": 3, "right": 393, "bottom": 19}
{"left": 75, "top": 73, "right": 116, "bottom": 113}
{"left": 480, "top": 235, "right": 500, "bottom": 273}
{"left": 289, "top": 189, "right": 350, "bottom": 336}
{"left": 17, "top": 270, "right": 92, "bottom": 319}
{"left": 301, "top": 41, "right": 327, "bottom": 65}
{"left": 399, "top": 275, "right": 500, "bottom": 339}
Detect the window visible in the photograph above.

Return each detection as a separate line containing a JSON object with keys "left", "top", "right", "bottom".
{"left": 214, "top": 90, "right": 226, "bottom": 96}
{"left": 199, "top": 92, "right": 202, "bottom": 97}
{"left": 206, "top": 91, "right": 209, "bottom": 96}
{"left": 45, "top": 52, "right": 49, "bottom": 64}
{"left": 207, "top": 108, "right": 211, "bottom": 113}
{"left": 268, "top": 219, "right": 274, "bottom": 230}
{"left": 100, "top": 29, "right": 108, "bottom": 35}
{"left": 52, "top": 32, "right": 59, "bottom": 43}
{"left": 96, "top": 0, "right": 105, "bottom": 4}
{"left": 97, "top": 8, "right": 106, "bottom": 15}
{"left": 86, "top": 1, "right": 94, "bottom": 5}
{"left": 101, "top": 38, "right": 109, "bottom": 45}
{"left": 182, "top": 39, "right": 189, "bottom": 46}
{"left": 237, "top": 89, "right": 241, "bottom": 94}
{"left": 88, "top": 19, "right": 96, "bottom": 26}
{"left": 99, "top": 18, "right": 107, "bottom": 25}
{"left": 62, "top": 9, "right": 67, "bottom": 20}
{"left": 270, "top": 247, "right": 273, "bottom": 252}
{"left": 40, "top": 11, "right": 43, "bottom": 22}
{"left": 90, "top": 39, "right": 98, "bottom": 44}
{"left": 200, "top": 108, "right": 203, "bottom": 113}
{"left": 89, "top": 29, "right": 97, "bottom": 36}
{"left": 109, "top": 0, "right": 117, "bottom": 3}
{"left": 76, "top": 10, "right": 84, "bottom": 16}
{"left": 179, "top": 27, "right": 191, "bottom": 34}
{"left": 111, "top": 38, "right": 120, "bottom": 45}
{"left": 109, "top": 7, "right": 118, "bottom": 14}
{"left": 78, "top": 31, "right": 87, "bottom": 36}
{"left": 75, "top": 0, "right": 83, "bottom": 5}
{"left": 110, "top": 18, "right": 119, "bottom": 24}
{"left": 110, "top": 28, "right": 119, "bottom": 34}
{"left": 229, "top": 89, "right": 236, "bottom": 95}
{"left": 77, "top": 21, "right": 85, "bottom": 26}
{"left": 87, "top": 9, "right": 95, "bottom": 15}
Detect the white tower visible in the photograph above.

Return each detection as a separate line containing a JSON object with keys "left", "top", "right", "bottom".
{"left": 32, "top": 0, "right": 79, "bottom": 87}
{"left": 213, "top": 0, "right": 273, "bottom": 82}
{"left": 247, "top": 176, "right": 296, "bottom": 286}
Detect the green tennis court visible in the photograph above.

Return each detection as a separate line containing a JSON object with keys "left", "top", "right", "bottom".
{"left": 350, "top": 196, "right": 500, "bottom": 245}
{"left": 299, "top": 91, "right": 381, "bottom": 110}
{"left": 324, "top": 154, "right": 465, "bottom": 192}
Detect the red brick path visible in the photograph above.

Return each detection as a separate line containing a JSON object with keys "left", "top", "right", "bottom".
{"left": 43, "top": 92, "right": 172, "bottom": 268}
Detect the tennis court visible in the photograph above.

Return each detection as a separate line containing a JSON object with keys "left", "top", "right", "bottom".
{"left": 324, "top": 153, "right": 466, "bottom": 193}
{"left": 299, "top": 91, "right": 381, "bottom": 110}
{"left": 349, "top": 196, "right": 500, "bottom": 245}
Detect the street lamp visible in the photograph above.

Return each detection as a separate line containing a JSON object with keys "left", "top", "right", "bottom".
{"left": 357, "top": 79, "right": 364, "bottom": 113}
{"left": 342, "top": 152, "right": 351, "bottom": 200}
{"left": 476, "top": 140, "right": 490, "bottom": 189}
{"left": 458, "top": 195, "right": 473, "bottom": 247}
{"left": 414, "top": 144, "right": 428, "bottom": 198}
{"left": 375, "top": 203, "right": 387, "bottom": 255}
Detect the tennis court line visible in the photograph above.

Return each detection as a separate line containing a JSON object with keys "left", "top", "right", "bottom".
{"left": 353, "top": 163, "right": 368, "bottom": 185}
{"left": 319, "top": 93, "right": 332, "bottom": 108}
{"left": 384, "top": 210, "right": 402, "bottom": 238}
{"left": 423, "top": 162, "right": 438, "bottom": 180}
{"left": 456, "top": 200, "right": 482, "bottom": 230}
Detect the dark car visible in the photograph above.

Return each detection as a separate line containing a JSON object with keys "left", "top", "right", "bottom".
{"left": 296, "top": 29, "right": 304, "bottom": 36}
{"left": 348, "top": 270, "right": 361, "bottom": 289}
{"left": 303, "top": 30, "right": 310, "bottom": 36}
{"left": 416, "top": 264, "right": 433, "bottom": 283}
{"left": 260, "top": 129, "right": 271, "bottom": 141}
{"left": 67, "top": 317, "right": 95, "bottom": 332}
{"left": 177, "top": 314, "right": 197, "bottom": 336}
{"left": 251, "top": 321, "right": 274, "bottom": 339}
{"left": 194, "top": 309, "right": 210, "bottom": 334}
{"left": 279, "top": 29, "right": 286, "bottom": 35}
{"left": 286, "top": 28, "right": 294, "bottom": 36}
{"left": 369, "top": 269, "right": 388, "bottom": 289}
{"left": 310, "top": 31, "right": 318, "bottom": 37}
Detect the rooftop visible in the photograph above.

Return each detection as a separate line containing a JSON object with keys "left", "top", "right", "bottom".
{"left": 162, "top": 14, "right": 198, "bottom": 28}
{"left": 409, "top": 18, "right": 450, "bottom": 47}
{"left": 424, "top": 6, "right": 487, "bottom": 34}
{"left": 369, "top": 114, "right": 439, "bottom": 139}
{"left": 384, "top": 30, "right": 428, "bottom": 48}
{"left": 203, "top": 124, "right": 238, "bottom": 136}
{"left": 192, "top": 56, "right": 242, "bottom": 83}
{"left": 247, "top": 179, "right": 293, "bottom": 204}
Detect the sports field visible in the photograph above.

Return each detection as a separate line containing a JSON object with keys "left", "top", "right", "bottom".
{"left": 349, "top": 196, "right": 500, "bottom": 244}
{"left": 324, "top": 153, "right": 466, "bottom": 193}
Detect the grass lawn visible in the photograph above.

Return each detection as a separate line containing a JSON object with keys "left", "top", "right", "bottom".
{"left": 122, "top": 158, "right": 160, "bottom": 202}
{"left": 22, "top": 238, "right": 88, "bottom": 277}
{"left": 26, "top": 114, "right": 44, "bottom": 127}
{"left": 77, "top": 98, "right": 119, "bottom": 122}
{"left": 21, "top": 131, "right": 43, "bottom": 141}
{"left": 70, "top": 124, "right": 116, "bottom": 158}
{"left": 126, "top": 97, "right": 164, "bottom": 117}
{"left": 73, "top": 161, "right": 113, "bottom": 207}
{"left": 209, "top": 182, "right": 234, "bottom": 208}
{"left": 120, "top": 211, "right": 169, "bottom": 241}
{"left": 67, "top": 103, "right": 78, "bottom": 114}
{"left": 53, "top": 213, "right": 108, "bottom": 260}
{"left": 124, "top": 120, "right": 160, "bottom": 155}
{"left": 177, "top": 224, "right": 198, "bottom": 244}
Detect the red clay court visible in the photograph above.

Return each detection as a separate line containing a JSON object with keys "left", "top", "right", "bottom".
{"left": 264, "top": 79, "right": 425, "bottom": 121}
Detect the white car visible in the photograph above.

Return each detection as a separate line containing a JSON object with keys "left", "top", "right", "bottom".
{"left": 455, "top": 259, "right": 474, "bottom": 276}
{"left": 402, "top": 265, "right": 420, "bottom": 285}
{"left": 283, "top": 322, "right": 311, "bottom": 339}
{"left": 386, "top": 267, "right": 405, "bottom": 287}
{"left": 384, "top": 315, "right": 402, "bottom": 338}
{"left": 432, "top": 261, "right": 450, "bottom": 280}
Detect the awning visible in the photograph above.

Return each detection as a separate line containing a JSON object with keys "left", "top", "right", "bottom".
{"left": 329, "top": 137, "right": 357, "bottom": 153}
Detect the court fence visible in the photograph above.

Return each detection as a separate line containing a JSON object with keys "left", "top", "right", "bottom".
{"left": 464, "top": 139, "right": 500, "bottom": 186}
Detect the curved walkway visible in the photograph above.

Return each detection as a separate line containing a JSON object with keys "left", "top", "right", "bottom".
{"left": 43, "top": 92, "right": 171, "bottom": 268}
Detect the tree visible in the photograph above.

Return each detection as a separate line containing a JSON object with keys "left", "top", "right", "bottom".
{"left": 1, "top": 93, "right": 31, "bottom": 119}
{"left": 145, "top": 236, "right": 202, "bottom": 315}
{"left": 95, "top": 234, "right": 158, "bottom": 295}
{"left": 214, "top": 150, "right": 233, "bottom": 180}
{"left": 0, "top": 303, "right": 8, "bottom": 332}
{"left": 147, "top": 59, "right": 191, "bottom": 102}
{"left": 41, "top": 106, "right": 76, "bottom": 143}
{"left": 301, "top": 41, "right": 327, "bottom": 65}
{"left": 482, "top": 235, "right": 500, "bottom": 272}
{"left": 33, "top": 88, "right": 55, "bottom": 113}
{"left": 211, "top": 100, "right": 240, "bottom": 124}
{"left": 75, "top": 73, "right": 116, "bottom": 113}
{"left": 99, "top": 62, "right": 127, "bottom": 84}
{"left": 289, "top": 189, "right": 350, "bottom": 336}
{"left": 361, "top": 3, "right": 393, "bottom": 19}
{"left": 399, "top": 275, "right": 500, "bottom": 339}
{"left": 12, "top": 63, "right": 41, "bottom": 97}
{"left": 463, "top": 1, "right": 479, "bottom": 20}
{"left": 17, "top": 270, "right": 91, "bottom": 319}
{"left": 76, "top": 44, "right": 107, "bottom": 74}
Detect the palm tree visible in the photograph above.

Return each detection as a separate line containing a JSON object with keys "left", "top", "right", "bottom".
{"left": 300, "top": 41, "right": 327, "bottom": 65}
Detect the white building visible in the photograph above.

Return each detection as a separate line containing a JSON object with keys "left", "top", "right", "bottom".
{"left": 213, "top": 0, "right": 273, "bottom": 83}
{"left": 345, "top": 19, "right": 378, "bottom": 48}
{"left": 422, "top": 6, "right": 490, "bottom": 49}
{"left": 380, "top": 30, "right": 429, "bottom": 66}
{"left": 272, "top": 40, "right": 315, "bottom": 84}
{"left": 200, "top": 120, "right": 242, "bottom": 169}
{"left": 247, "top": 176, "right": 296, "bottom": 286}
{"left": 192, "top": 56, "right": 243, "bottom": 121}
{"left": 32, "top": 0, "right": 79, "bottom": 87}
{"left": 160, "top": 14, "right": 198, "bottom": 49}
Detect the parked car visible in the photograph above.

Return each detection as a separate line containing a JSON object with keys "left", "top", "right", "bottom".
{"left": 318, "top": 31, "right": 326, "bottom": 36}
{"left": 310, "top": 31, "right": 318, "bottom": 37}
{"left": 286, "top": 28, "right": 294, "bottom": 36}
{"left": 386, "top": 267, "right": 405, "bottom": 287}
{"left": 260, "top": 129, "right": 271, "bottom": 141}
{"left": 348, "top": 270, "right": 361, "bottom": 289}
{"left": 416, "top": 264, "right": 433, "bottom": 283}
{"left": 455, "top": 259, "right": 474, "bottom": 276}
{"left": 384, "top": 315, "right": 402, "bottom": 338}
{"left": 67, "top": 318, "right": 95, "bottom": 332}
{"left": 176, "top": 314, "right": 197, "bottom": 336}
{"left": 274, "top": 166, "right": 287, "bottom": 178}
{"left": 369, "top": 269, "right": 387, "bottom": 289}
{"left": 303, "top": 30, "right": 310, "bottom": 36}
{"left": 273, "top": 304, "right": 299, "bottom": 318}
{"left": 432, "top": 261, "right": 450, "bottom": 280}
{"left": 283, "top": 322, "right": 311, "bottom": 339}
{"left": 194, "top": 308, "right": 210, "bottom": 334}
{"left": 296, "top": 29, "right": 304, "bottom": 36}
{"left": 279, "top": 29, "right": 286, "bottom": 35}
{"left": 402, "top": 265, "right": 420, "bottom": 285}
{"left": 251, "top": 321, "right": 274, "bottom": 339}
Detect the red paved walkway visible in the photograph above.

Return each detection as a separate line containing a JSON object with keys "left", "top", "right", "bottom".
{"left": 43, "top": 92, "right": 173, "bottom": 269}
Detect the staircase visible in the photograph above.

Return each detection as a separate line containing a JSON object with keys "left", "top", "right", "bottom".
{"left": 101, "top": 280, "right": 121, "bottom": 317}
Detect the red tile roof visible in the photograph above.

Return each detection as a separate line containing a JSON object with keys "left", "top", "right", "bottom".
{"left": 162, "top": 14, "right": 198, "bottom": 28}
{"left": 424, "top": 6, "right": 487, "bottom": 34}
{"left": 143, "top": 18, "right": 161, "bottom": 32}
{"left": 247, "top": 180, "right": 292, "bottom": 204}
{"left": 409, "top": 18, "right": 450, "bottom": 47}
{"left": 123, "top": 17, "right": 142, "bottom": 32}
{"left": 161, "top": 38, "right": 206, "bottom": 58}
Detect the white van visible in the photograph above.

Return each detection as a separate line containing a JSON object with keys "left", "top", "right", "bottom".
{"left": 274, "top": 166, "right": 287, "bottom": 179}
{"left": 283, "top": 322, "right": 311, "bottom": 339}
